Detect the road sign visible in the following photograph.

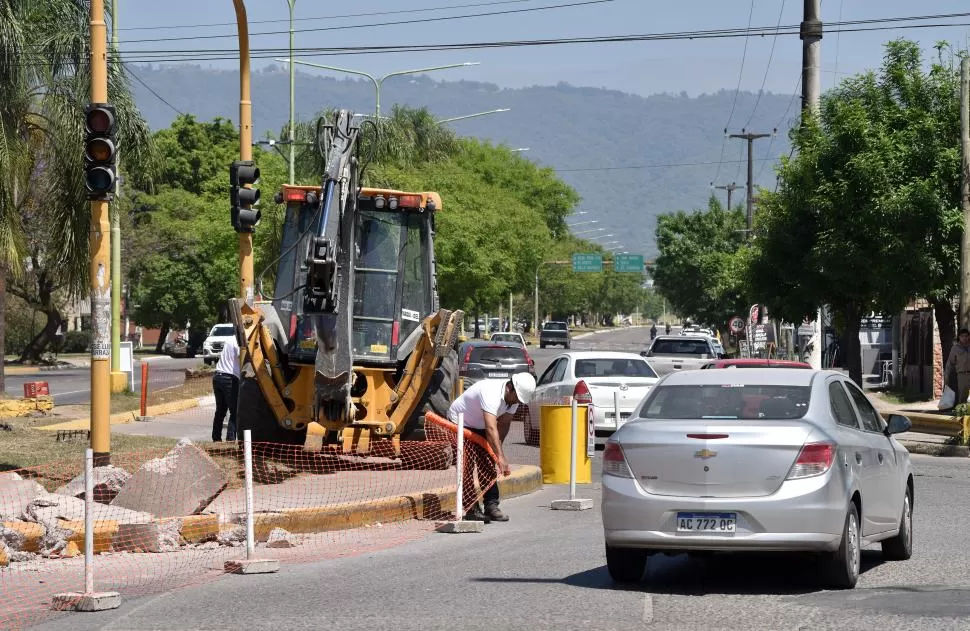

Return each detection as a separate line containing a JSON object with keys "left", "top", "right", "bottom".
{"left": 572, "top": 253, "right": 603, "bottom": 273}
{"left": 729, "top": 316, "right": 745, "bottom": 334}
{"left": 614, "top": 253, "right": 644, "bottom": 273}
{"left": 749, "top": 304, "right": 760, "bottom": 325}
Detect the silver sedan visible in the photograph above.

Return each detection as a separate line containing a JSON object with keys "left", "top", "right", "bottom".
{"left": 601, "top": 368, "right": 914, "bottom": 589}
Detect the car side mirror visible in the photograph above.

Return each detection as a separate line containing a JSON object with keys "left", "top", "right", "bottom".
{"left": 640, "top": 350, "right": 650, "bottom": 358}
{"left": 885, "top": 413, "right": 912, "bottom": 436}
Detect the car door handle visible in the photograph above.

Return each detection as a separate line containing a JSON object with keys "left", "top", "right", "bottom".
{"left": 855, "top": 452, "right": 863, "bottom": 464}
{"left": 877, "top": 453, "right": 884, "bottom": 464}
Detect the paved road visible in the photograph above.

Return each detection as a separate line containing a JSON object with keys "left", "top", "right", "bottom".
{"left": 4, "top": 357, "right": 200, "bottom": 405}
{"left": 32, "top": 452, "right": 970, "bottom": 631}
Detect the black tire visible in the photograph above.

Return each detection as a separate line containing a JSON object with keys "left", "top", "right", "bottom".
{"left": 826, "top": 503, "right": 861, "bottom": 589}
{"left": 399, "top": 440, "right": 453, "bottom": 470}
{"left": 881, "top": 487, "right": 913, "bottom": 561}
{"left": 605, "top": 544, "right": 647, "bottom": 583}
{"left": 523, "top": 408, "right": 539, "bottom": 446}
{"left": 236, "top": 376, "right": 306, "bottom": 445}
{"left": 539, "top": 343, "right": 546, "bottom": 349}
{"left": 400, "top": 349, "right": 458, "bottom": 441}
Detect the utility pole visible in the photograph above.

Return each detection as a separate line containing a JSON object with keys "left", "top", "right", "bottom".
{"left": 729, "top": 131, "right": 772, "bottom": 235}
{"left": 89, "top": 0, "right": 112, "bottom": 465}
{"left": 714, "top": 182, "right": 740, "bottom": 210}
{"left": 109, "top": 0, "right": 125, "bottom": 394}
{"left": 802, "top": 0, "right": 824, "bottom": 371}
{"left": 961, "top": 57, "right": 970, "bottom": 330}
{"left": 286, "top": 0, "right": 296, "bottom": 184}
{"left": 233, "top": 0, "right": 255, "bottom": 304}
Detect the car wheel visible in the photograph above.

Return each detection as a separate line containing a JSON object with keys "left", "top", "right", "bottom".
{"left": 826, "top": 503, "right": 860, "bottom": 589}
{"left": 523, "top": 408, "right": 539, "bottom": 446}
{"left": 881, "top": 487, "right": 913, "bottom": 561}
{"left": 540, "top": 343, "right": 545, "bottom": 349}
{"left": 605, "top": 544, "right": 647, "bottom": 583}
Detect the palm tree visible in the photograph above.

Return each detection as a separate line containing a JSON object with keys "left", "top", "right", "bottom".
{"left": 0, "top": 1, "right": 154, "bottom": 381}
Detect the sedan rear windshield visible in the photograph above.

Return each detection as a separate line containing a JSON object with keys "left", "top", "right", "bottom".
{"left": 491, "top": 334, "right": 522, "bottom": 344}
{"left": 543, "top": 322, "right": 568, "bottom": 331}
{"left": 469, "top": 347, "right": 527, "bottom": 364}
{"left": 639, "top": 385, "right": 811, "bottom": 420}
{"left": 651, "top": 339, "right": 711, "bottom": 354}
{"left": 575, "top": 358, "right": 657, "bottom": 379}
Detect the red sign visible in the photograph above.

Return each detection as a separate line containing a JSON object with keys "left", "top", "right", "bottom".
{"left": 24, "top": 382, "right": 49, "bottom": 398}
{"left": 749, "top": 304, "right": 760, "bottom": 324}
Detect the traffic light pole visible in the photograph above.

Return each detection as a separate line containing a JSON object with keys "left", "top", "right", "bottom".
{"left": 109, "top": 0, "right": 125, "bottom": 393}
{"left": 233, "top": 0, "right": 255, "bottom": 305}
{"left": 89, "top": 0, "right": 112, "bottom": 465}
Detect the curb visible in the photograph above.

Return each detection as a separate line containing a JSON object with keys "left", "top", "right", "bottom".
{"left": 899, "top": 441, "right": 969, "bottom": 458}
{"left": 37, "top": 397, "right": 202, "bottom": 432}
{"left": 900, "top": 411, "right": 962, "bottom": 437}
{"left": 1, "top": 466, "right": 544, "bottom": 559}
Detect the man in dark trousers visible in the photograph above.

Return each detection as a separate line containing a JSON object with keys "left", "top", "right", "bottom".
{"left": 211, "top": 333, "right": 240, "bottom": 442}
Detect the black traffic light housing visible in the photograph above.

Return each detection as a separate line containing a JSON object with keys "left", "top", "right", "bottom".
{"left": 230, "top": 160, "right": 261, "bottom": 232}
{"left": 84, "top": 103, "right": 117, "bottom": 200}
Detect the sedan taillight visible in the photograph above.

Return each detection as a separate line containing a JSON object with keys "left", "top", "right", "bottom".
{"left": 603, "top": 442, "right": 633, "bottom": 478}
{"left": 786, "top": 442, "right": 835, "bottom": 480}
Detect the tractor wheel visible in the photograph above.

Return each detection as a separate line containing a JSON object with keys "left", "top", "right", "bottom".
{"left": 399, "top": 440, "right": 453, "bottom": 470}
{"left": 236, "top": 376, "right": 306, "bottom": 446}
{"left": 400, "top": 349, "right": 458, "bottom": 441}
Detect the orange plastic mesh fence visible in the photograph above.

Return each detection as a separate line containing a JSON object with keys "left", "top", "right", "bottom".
{"left": 0, "top": 419, "right": 540, "bottom": 630}
{"left": 144, "top": 362, "right": 212, "bottom": 410}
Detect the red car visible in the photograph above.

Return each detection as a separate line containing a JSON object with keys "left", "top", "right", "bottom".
{"left": 700, "top": 358, "right": 811, "bottom": 369}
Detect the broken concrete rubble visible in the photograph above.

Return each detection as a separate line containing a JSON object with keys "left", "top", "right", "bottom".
{"left": 111, "top": 439, "right": 228, "bottom": 519}
{"left": 0, "top": 475, "right": 46, "bottom": 521}
{"left": 55, "top": 465, "right": 131, "bottom": 504}
{"left": 217, "top": 525, "right": 246, "bottom": 546}
{"left": 25, "top": 493, "right": 152, "bottom": 524}
{"left": 113, "top": 520, "right": 183, "bottom": 553}
{"left": 265, "top": 527, "right": 297, "bottom": 548}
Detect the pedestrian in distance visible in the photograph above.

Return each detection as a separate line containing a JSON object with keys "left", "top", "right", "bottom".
{"left": 211, "top": 332, "right": 240, "bottom": 442}
{"left": 665, "top": 322, "right": 671, "bottom": 335}
{"left": 945, "top": 328, "right": 970, "bottom": 409}
{"left": 447, "top": 372, "right": 536, "bottom": 523}
{"left": 650, "top": 323, "right": 657, "bottom": 340}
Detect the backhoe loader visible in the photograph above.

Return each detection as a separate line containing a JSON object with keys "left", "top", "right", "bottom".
{"left": 229, "top": 110, "right": 463, "bottom": 468}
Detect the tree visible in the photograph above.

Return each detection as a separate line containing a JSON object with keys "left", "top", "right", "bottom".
{"left": 0, "top": 1, "right": 154, "bottom": 367}
{"left": 652, "top": 195, "right": 749, "bottom": 332}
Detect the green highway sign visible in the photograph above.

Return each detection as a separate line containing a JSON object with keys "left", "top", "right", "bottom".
{"left": 572, "top": 253, "right": 603, "bottom": 272}
{"left": 614, "top": 253, "right": 644, "bottom": 273}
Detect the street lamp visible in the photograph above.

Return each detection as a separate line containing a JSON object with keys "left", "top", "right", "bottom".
{"left": 275, "top": 58, "right": 479, "bottom": 121}
{"left": 573, "top": 227, "right": 605, "bottom": 236}
{"left": 567, "top": 220, "right": 598, "bottom": 228}
{"left": 510, "top": 147, "right": 530, "bottom": 152}
{"left": 586, "top": 233, "right": 615, "bottom": 242}
{"left": 437, "top": 108, "right": 510, "bottom": 124}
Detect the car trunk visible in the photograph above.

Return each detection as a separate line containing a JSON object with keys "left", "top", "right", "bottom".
{"left": 584, "top": 377, "right": 655, "bottom": 420}
{"left": 618, "top": 420, "right": 813, "bottom": 498}
{"left": 462, "top": 347, "right": 528, "bottom": 382}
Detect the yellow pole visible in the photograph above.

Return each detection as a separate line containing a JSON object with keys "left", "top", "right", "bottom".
{"left": 89, "top": 0, "right": 112, "bottom": 465}
{"left": 233, "top": 0, "right": 254, "bottom": 304}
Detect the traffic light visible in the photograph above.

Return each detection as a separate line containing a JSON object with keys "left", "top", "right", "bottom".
{"left": 230, "top": 160, "right": 261, "bottom": 232}
{"left": 84, "top": 103, "right": 117, "bottom": 200}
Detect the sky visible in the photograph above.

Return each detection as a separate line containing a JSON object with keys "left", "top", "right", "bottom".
{"left": 115, "top": 0, "right": 970, "bottom": 99}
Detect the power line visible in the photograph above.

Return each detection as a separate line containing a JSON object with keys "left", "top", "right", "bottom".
{"left": 123, "top": 63, "right": 184, "bottom": 115}
{"left": 712, "top": 0, "right": 756, "bottom": 187}
{"left": 117, "top": 0, "right": 537, "bottom": 32}
{"left": 744, "top": 0, "right": 786, "bottom": 129}
{"left": 757, "top": 72, "right": 801, "bottom": 180}
{"left": 554, "top": 157, "right": 774, "bottom": 172}
{"left": 116, "top": 0, "right": 616, "bottom": 45}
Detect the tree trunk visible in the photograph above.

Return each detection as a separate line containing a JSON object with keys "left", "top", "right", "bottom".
{"left": 0, "top": 267, "right": 6, "bottom": 393}
{"left": 844, "top": 304, "right": 864, "bottom": 386}
{"left": 18, "top": 308, "right": 61, "bottom": 363}
{"left": 155, "top": 320, "right": 171, "bottom": 354}
{"left": 473, "top": 310, "right": 481, "bottom": 339}
{"left": 932, "top": 298, "right": 956, "bottom": 368}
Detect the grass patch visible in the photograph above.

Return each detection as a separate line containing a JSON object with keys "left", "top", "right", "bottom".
{"left": 870, "top": 389, "right": 932, "bottom": 406}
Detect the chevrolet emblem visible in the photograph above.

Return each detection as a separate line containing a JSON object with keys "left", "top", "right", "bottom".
{"left": 694, "top": 448, "right": 717, "bottom": 460}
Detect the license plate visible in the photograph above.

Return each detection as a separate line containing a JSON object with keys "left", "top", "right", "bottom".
{"left": 676, "top": 512, "right": 736, "bottom": 533}
{"left": 488, "top": 372, "right": 510, "bottom": 378}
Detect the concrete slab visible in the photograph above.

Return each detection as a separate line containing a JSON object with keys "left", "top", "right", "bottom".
{"left": 112, "top": 520, "right": 182, "bottom": 553}
{"left": 551, "top": 498, "right": 594, "bottom": 511}
{"left": 435, "top": 520, "right": 485, "bottom": 533}
{"left": 224, "top": 558, "right": 280, "bottom": 574}
{"left": 26, "top": 493, "right": 153, "bottom": 524}
{"left": 51, "top": 592, "right": 122, "bottom": 612}
{"left": 265, "top": 527, "right": 297, "bottom": 548}
{"left": 54, "top": 465, "right": 131, "bottom": 504}
{"left": 111, "top": 439, "right": 228, "bottom": 518}
{"left": 0, "top": 476, "right": 46, "bottom": 521}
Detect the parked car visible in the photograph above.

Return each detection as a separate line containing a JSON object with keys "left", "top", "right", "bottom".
{"left": 490, "top": 332, "right": 527, "bottom": 346}
{"left": 641, "top": 335, "right": 722, "bottom": 376}
{"left": 201, "top": 323, "right": 235, "bottom": 365}
{"left": 601, "top": 368, "right": 914, "bottom": 589}
{"left": 701, "top": 358, "right": 811, "bottom": 369}
{"left": 457, "top": 340, "right": 535, "bottom": 389}
{"left": 524, "top": 351, "right": 659, "bottom": 446}
{"left": 539, "top": 321, "right": 571, "bottom": 349}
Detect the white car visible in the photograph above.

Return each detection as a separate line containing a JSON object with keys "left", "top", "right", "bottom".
{"left": 523, "top": 351, "right": 659, "bottom": 445}
{"left": 490, "top": 332, "right": 527, "bottom": 347}
{"left": 201, "top": 323, "right": 236, "bottom": 365}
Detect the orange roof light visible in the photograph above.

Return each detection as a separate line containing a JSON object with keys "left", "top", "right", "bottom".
{"left": 284, "top": 188, "right": 307, "bottom": 203}
{"left": 397, "top": 194, "right": 423, "bottom": 208}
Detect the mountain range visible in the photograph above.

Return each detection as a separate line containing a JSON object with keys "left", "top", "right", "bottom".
{"left": 128, "top": 64, "right": 798, "bottom": 256}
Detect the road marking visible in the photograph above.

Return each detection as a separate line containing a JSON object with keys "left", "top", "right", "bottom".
{"left": 642, "top": 594, "right": 654, "bottom": 623}
{"left": 52, "top": 389, "right": 91, "bottom": 397}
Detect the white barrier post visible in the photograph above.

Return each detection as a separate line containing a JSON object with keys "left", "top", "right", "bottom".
{"left": 436, "top": 412, "right": 484, "bottom": 533}
{"left": 614, "top": 391, "right": 621, "bottom": 430}
{"left": 224, "top": 430, "right": 280, "bottom": 574}
{"left": 551, "top": 396, "right": 593, "bottom": 511}
{"left": 51, "top": 449, "right": 121, "bottom": 612}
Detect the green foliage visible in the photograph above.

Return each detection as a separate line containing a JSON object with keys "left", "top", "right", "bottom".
{"left": 57, "top": 330, "right": 91, "bottom": 354}
{"left": 652, "top": 196, "right": 748, "bottom": 329}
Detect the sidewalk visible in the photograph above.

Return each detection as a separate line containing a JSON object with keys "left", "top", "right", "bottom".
{"left": 868, "top": 392, "right": 968, "bottom": 457}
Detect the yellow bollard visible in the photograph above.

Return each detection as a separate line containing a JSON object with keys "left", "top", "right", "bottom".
{"left": 539, "top": 404, "right": 592, "bottom": 484}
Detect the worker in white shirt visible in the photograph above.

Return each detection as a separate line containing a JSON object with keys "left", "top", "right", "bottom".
{"left": 447, "top": 372, "right": 536, "bottom": 523}
{"left": 211, "top": 333, "right": 240, "bottom": 442}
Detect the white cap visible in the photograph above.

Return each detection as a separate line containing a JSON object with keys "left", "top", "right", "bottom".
{"left": 511, "top": 372, "right": 537, "bottom": 405}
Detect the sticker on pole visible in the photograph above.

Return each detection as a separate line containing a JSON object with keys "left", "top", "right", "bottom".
{"left": 586, "top": 405, "right": 596, "bottom": 458}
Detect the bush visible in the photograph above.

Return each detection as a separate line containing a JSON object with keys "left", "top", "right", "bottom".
{"left": 59, "top": 330, "right": 91, "bottom": 353}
